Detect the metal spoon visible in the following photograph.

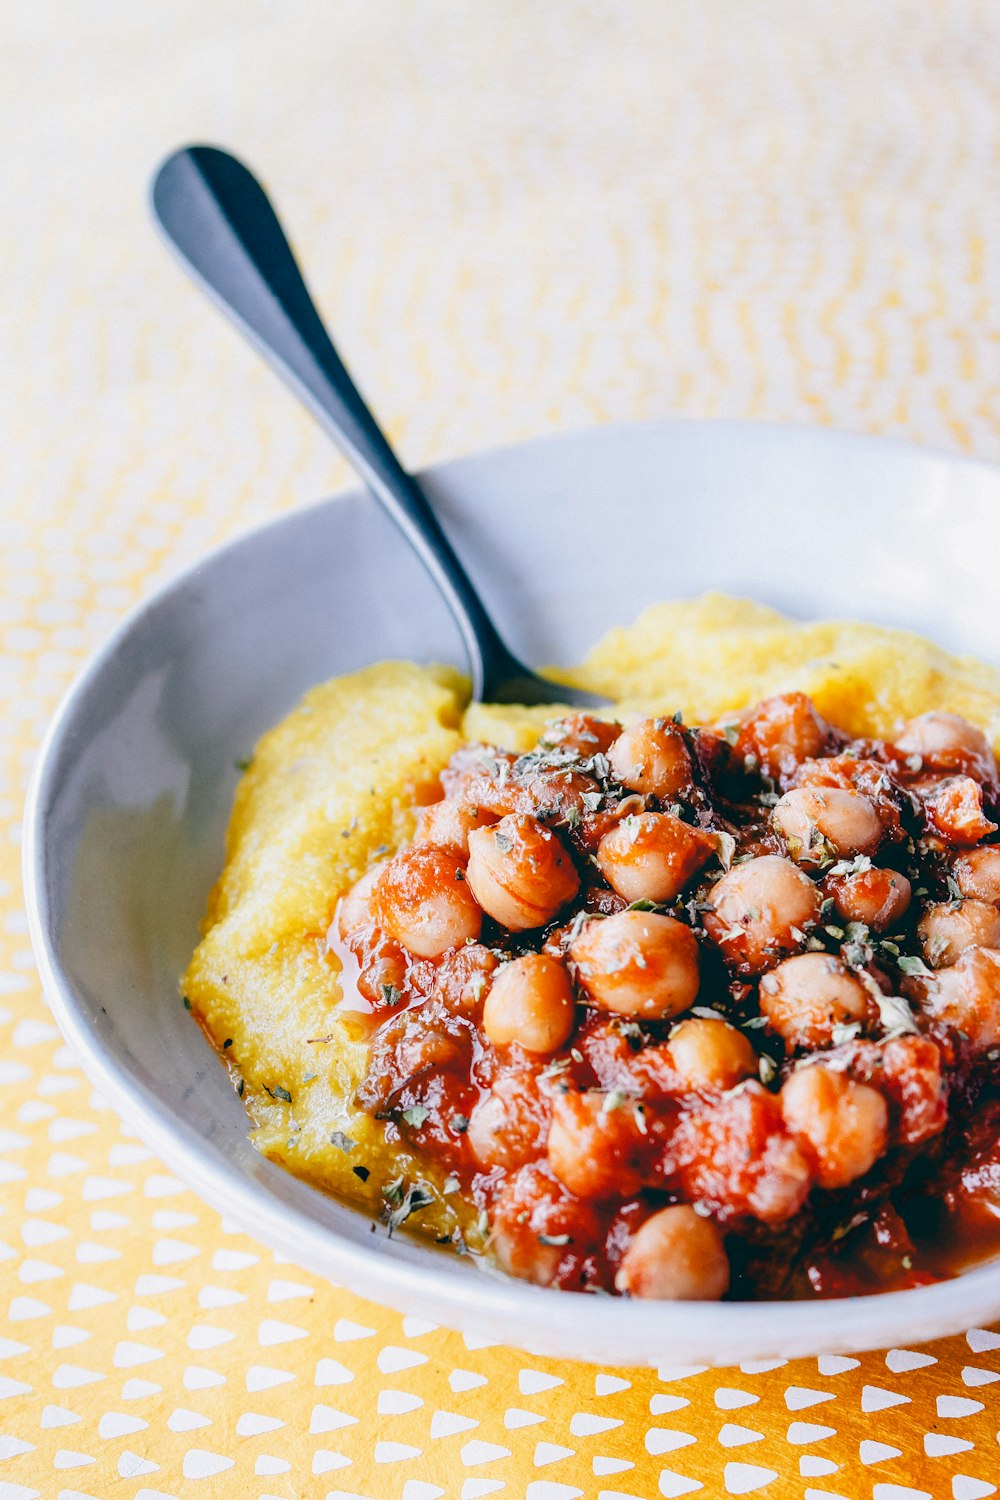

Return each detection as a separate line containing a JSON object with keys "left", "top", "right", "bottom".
{"left": 150, "top": 145, "right": 605, "bottom": 709}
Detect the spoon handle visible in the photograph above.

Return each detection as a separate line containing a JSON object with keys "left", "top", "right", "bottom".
{"left": 150, "top": 144, "right": 516, "bottom": 700}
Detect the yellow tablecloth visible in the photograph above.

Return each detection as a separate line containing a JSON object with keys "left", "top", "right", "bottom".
{"left": 5, "top": 3, "right": 1000, "bottom": 1495}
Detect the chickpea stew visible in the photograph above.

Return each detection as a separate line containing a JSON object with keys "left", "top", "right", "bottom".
{"left": 183, "top": 599, "right": 1000, "bottom": 1302}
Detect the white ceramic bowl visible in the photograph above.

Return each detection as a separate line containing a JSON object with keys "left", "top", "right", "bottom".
{"left": 24, "top": 419, "right": 1000, "bottom": 1367}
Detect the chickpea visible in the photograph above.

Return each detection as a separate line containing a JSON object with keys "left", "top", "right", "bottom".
{"left": 772, "top": 786, "right": 882, "bottom": 866}
{"left": 435, "top": 943, "right": 498, "bottom": 1014}
{"left": 460, "top": 759, "right": 595, "bottom": 824}
{"left": 733, "top": 693, "right": 828, "bottom": 782}
{"left": 918, "top": 899, "right": 1000, "bottom": 969}
{"left": 546, "top": 1088, "right": 646, "bottom": 1198}
{"left": 703, "top": 855, "right": 821, "bottom": 976}
{"left": 542, "top": 713, "right": 620, "bottom": 757}
{"left": 896, "top": 711, "right": 997, "bottom": 784}
{"left": 758, "top": 952, "right": 872, "bottom": 1050}
{"left": 595, "top": 812, "right": 714, "bottom": 905}
{"left": 490, "top": 1163, "right": 601, "bottom": 1287}
{"left": 793, "top": 755, "right": 906, "bottom": 841}
{"left": 441, "top": 744, "right": 516, "bottom": 801}
{"left": 466, "top": 1071, "right": 551, "bottom": 1170}
{"left": 615, "top": 1205, "right": 730, "bottom": 1300}
{"left": 828, "top": 867, "right": 911, "bottom": 931}
{"left": 781, "top": 1064, "right": 888, "bottom": 1189}
{"left": 482, "top": 954, "right": 576, "bottom": 1054}
{"left": 880, "top": 1033, "right": 948, "bottom": 1146}
{"left": 414, "top": 798, "right": 496, "bottom": 856}
{"left": 953, "top": 846, "right": 1000, "bottom": 905}
{"left": 922, "top": 777, "right": 998, "bottom": 846}
{"left": 919, "top": 945, "right": 1000, "bottom": 1051}
{"left": 466, "top": 814, "right": 579, "bottom": 931}
{"left": 373, "top": 845, "right": 482, "bottom": 958}
{"left": 672, "top": 1082, "right": 812, "bottom": 1224}
{"left": 335, "top": 862, "right": 385, "bottom": 938}
{"left": 570, "top": 910, "right": 700, "bottom": 1020}
{"left": 666, "top": 1017, "right": 757, "bottom": 1090}
{"left": 359, "top": 1011, "right": 468, "bottom": 1115}
{"left": 354, "top": 931, "right": 408, "bottom": 1010}
{"left": 608, "top": 718, "right": 693, "bottom": 800}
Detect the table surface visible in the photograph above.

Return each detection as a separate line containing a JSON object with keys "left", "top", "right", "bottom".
{"left": 5, "top": 3, "right": 1000, "bottom": 1496}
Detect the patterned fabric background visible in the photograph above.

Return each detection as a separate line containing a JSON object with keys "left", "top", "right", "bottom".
{"left": 4, "top": 2, "right": 1000, "bottom": 1496}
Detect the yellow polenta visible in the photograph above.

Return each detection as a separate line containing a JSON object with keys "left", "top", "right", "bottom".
{"left": 183, "top": 593, "right": 1000, "bottom": 1239}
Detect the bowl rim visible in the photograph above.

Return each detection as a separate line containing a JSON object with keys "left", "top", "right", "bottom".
{"left": 23, "top": 416, "right": 1000, "bottom": 1364}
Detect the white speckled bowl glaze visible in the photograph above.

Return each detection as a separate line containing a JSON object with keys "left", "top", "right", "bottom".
{"left": 24, "top": 420, "right": 1000, "bottom": 1366}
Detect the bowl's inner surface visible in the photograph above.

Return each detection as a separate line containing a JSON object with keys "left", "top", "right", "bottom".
{"left": 33, "top": 422, "right": 1000, "bottom": 1359}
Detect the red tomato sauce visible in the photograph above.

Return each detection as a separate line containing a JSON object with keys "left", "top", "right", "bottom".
{"left": 330, "top": 700, "right": 1000, "bottom": 1300}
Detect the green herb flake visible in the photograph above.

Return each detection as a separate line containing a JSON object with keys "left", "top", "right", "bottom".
{"left": 711, "top": 830, "right": 737, "bottom": 870}
{"left": 897, "top": 954, "right": 931, "bottom": 977}
{"left": 383, "top": 1176, "right": 406, "bottom": 1206}
{"left": 829, "top": 853, "right": 873, "bottom": 879}
{"left": 271, "top": 1084, "right": 292, "bottom": 1104}
{"left": 876, "top": 992, "right": 919, "bottom": 1037}
{"left": 831, "top": 1211, "right": 868, "bottom": 1242}
{"left": 222, "top": 1038, "right": 233, "bottom": 1049}
{"left": 234, "top": 755, "right": 253, "bottom": 772}
{"left": 589, "top": 753, "right": 612, "bottom": 782}
{"left": 494, "top": 831, "right": 513, "bottom": 854}
{"left": 402, "top": 1105, "right": 429, "bottom": 1129}
{"left": 182, "top": 996, "right": 192, "bottom": 1011}
{"left": 387, "top": 1182, "right": 436, "bottom": 1234}
{"left": 330, "top": 1131, "right": 357, "bottom": 1153}
{"left": 450, "top": 1113, "right": 469, "bottom": 1134}
{"left": 581, "top": 790, "right": 604, "bottom": 813}
{"left": 380, "top": 983, "right": 402, "bottom": 1006}
{"left": 352, "top": 1163, "right": 370, "bottom": 1182}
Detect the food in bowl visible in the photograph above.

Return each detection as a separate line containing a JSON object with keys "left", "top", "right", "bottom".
{"left": 183, "top": 594, "right": 1000, "bottom": 1300}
